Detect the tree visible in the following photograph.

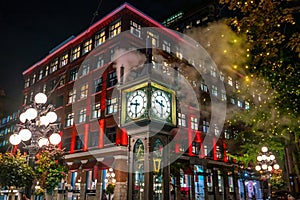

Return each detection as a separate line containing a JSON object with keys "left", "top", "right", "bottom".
{"left": 0, "top": 150, "right": 35, "bottom": 189}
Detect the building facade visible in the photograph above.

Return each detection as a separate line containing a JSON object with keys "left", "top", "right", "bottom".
{"left": 19, "top": 3, "right": 253, "bottom": 200}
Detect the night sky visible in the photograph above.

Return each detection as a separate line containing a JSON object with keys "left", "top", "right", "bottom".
{"left": 0, "top": 0, "right": 201, "bottom": 106}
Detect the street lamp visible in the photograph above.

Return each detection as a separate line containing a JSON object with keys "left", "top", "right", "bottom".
{"left": 255, "top": 146, "right": 280, "bottom": 199}
{"left": 9, "top": 92, "right": 61, "bottom": 197}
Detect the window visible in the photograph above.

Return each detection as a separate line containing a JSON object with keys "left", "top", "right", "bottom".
{"left": 210, "top": 66, "right": 216, "bottom": 77}
{"left": 81, "top": 62, "right": 90, "bottom": 76}
{"left": 31, "top": 74, "right": 36, "bottom": 85}
{"left": 200, "top": 83, "right": 208, "bottom": 92}
{"left": 106, "top": 97, "right": 118, "bottom": 114}
{"left": 83, "top": 39, "right": 92, "bottom": 54}
{"left": 130, "top": 21, "right": 141, "bottom": 38}
{"left": 56, "top": 95, "right": 64, "bottom": 107}
{"left": 109, "top": 20, "right": 121, "bottom": 38}
{"left": 162, "top": 40, "right": 171, "bottom": 53}
{"left": 93, "top": 78, "right": 102, "bottom": 93}
{"left": 42, "top": 84, "right": 47, "bottom": 94}
{"left": 228, "top": 76, "right": 233, "bottom": 86}
{"left": 45, "top": 66, "right": 49, "bottom": 77}
{"left": 25, "top": 78, "right": 30, "bottom": 88}
{"left": 192, "top": 141, "right": 200, "bottom": 155}
{"left": 178, "top": 113, "right": 186, "bottom": 127}
{"left": 107, "top": 71, "right": 117, "bottom": 87}
{"left": 147, "top": 31, "right": 159, "bottom": 48}
{"left": 29, "top": 92, "right": 34, "bottom": 102}
{"left": 245, "top": 101, "right": 250, "bottom": 110}
{"left": 38, "top": 70, "right": 43, "bottom": 80}
{"left": 91, "top": 103, "right": 101, "bottom": 119}
{"left": 237, "top": 100, "right": 243, "bottom": 108}
{"left": 50, "top": 79, "right": 57, "bottom": 90}
{"left": 78, "top": 108, "right": 86, "bottom": 123}
{"left": 96, "top": 54, "right": 104, "bottom": 68}
{"left": 66, "top": 113, "right": 74, "bottom": 127}
{"left": 211, "top": 85, "right": 218, "bottom": 97}
{"left": 75, "top": 135, "right": 84, "bottom": 150}
{"left": 88, "top": 131, "right": 99, "bottom": 148}
{"left": 235, "top": 81, "right": 240, "bottom": 89}
{"left": 72, "top": 45, "right": 81, "bottom": 60}
{"left": 191, "top": 117, "right": 198, "bottom": 130}
{"left": 105, "top": 126, "right": 116, "bottom": 144}
{"left": 58, "top": 75, "right": 66, "bottom": 87}
{"left": 202, "top": 120, "right": 209, "bottom": 133}
{"left": 68, "top": 89, "right": 76, "bottom": 104}
{"left": 218, "top": 170, "right": 224, "bottom": 192}
{"left": 230, "top": 97, "right": 235, "bottom": 105}
{"left": 23, "top": 94, "right": 27, "bottom": 105}
{"left": 69, "top": 67, "right": 78, "bottom": 81}
{"left": 110, "top": 46, "right": 119, "bottom": 61}
{"left": 80, "top": 83, "right": 88, "bottom": 99}
{"left": 50, "top": 59, "right": 58, "bottom": 73}
{"left": 60, "top": 52, "right": 69, "bottom": 67}
{"left": 220, "top": 72, "right": 225, "bottom": 81}
{"left": 206, "top": 169, "right": 213, "bottom": 192}
{"left": 214, "top": 125, "right": 220, "bottom": 136}
{"left": 224, "top": 129, "right": 230, "bottom": 139}
{"left": 176, "top": 47, "right": 182, "bottom": 59}
{"left": 221, "top": 89, "right": 227, "bottom": 101}
{"left": 95, "top": 30, "right": 106, "bottom": 47}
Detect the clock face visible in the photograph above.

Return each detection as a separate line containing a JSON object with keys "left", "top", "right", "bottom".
{"left": 151, "top": 90, "right": 171, "bottom": 120}
{"left": 127, "top": 90, "right": 147, "bottom": 119}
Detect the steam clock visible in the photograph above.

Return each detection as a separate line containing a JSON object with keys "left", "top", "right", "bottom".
{"left": 119, "top": 67, "right": 177, "bottom": 200}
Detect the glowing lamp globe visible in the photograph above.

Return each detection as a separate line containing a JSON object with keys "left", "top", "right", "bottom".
{"left": 19, "top": 129, "right": 32, "bottom": 141}
{"left": 19, "top": 112, "right": 27, "bottom": 123}
{"left": 38, "top": 137, "right": 49, "bottom": 147}
{"left": 34, "top": 93, "right": 47, "bottom": 104}
{"left": 49, "top": 133, "right": 61, "bottom": 145}
{"left": 9, "top": 134, "right": 21, "bottom": 145}
{"left": 262, "top": 155, "right": 267, "bottom": 161}
{"left": 274, "top": 164, "right": 280, "bottom": 170}
{"left": 257, "top": 155, "right": 262, "bottom": 162}
{"left": 268, "top": 166, "right": 273, "bottom": 171}
{"left": 262, "top": 164, "right": 268, "bottom": 170}
{"left": 26, "top": 108, "right": 38, "bottom": 120}
{"left": 261, "top": 146, "right": 268, "bottom": 153}
{"left": 255, "top": 165, "right": 261, "bottom": 171}
{"left": 46, "top": 111, "right": 57, "bottom": 123}
{"left": 269, "top": 154, "right": 275, "bottom": 160}
{"left": 40, "top": 116, "right": 50, "bottom": 126}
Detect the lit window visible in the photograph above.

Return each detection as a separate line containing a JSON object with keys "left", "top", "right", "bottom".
{"left": 68, "top": 89, "right": 76, "bottom": 104}
{"left": 175, "top": 47, "right": 182, "bottom": 59}
{"left": 224, "top": 129, "right": 230, "bottom": 139}
{"left": 220, "top": 72, "right": 225, "bottom": 81}
{"left": 42, "top": 84, "right": 47, "bottom": 94}
{"left": 45, "top": 66, "right": 49, "bottom": 77}
{"left": 91, "top": 103, "right": 101, "bottom": 119}
{"left": 95, "top": 30, "right": 106, "bottom": 46}
{"left": 66, "top": 113, "right": 74, "bottom": 127}
{"left": 228, "top": 175, "right": 234, "bottom": 192}
{"left": 38, "top": 70, "right": 43, "bottom": 80}
{"left": 29, "top": 92, "right": 34, "bottom": 102}
{"left": 130, "top": 21, "right": 141, "bottom": 38}
{"left": 80, "top": 83, "right": 88, "bottom": 99}
{"left": 237, "top": 100, "right": 243, "bottom": 108}
{"left": 216, "top": 146, "right": 222, "bottom": 159}
{"left": 109, "top": 20, "right": 121, "bottom": 38}
{"left": 221, "top": 89, "right": 227, "bottom": 101}
{"left": 72, "top": 46, "right": 81, "bottom": 60}
{"left": 78, "top": 108, "right": 86, "bottom": 123}
{"left": 228, "top": 76, "right": 233, "bottom": 86}
{"left": 69, "top": 67, "right": 78, "bottom": 81}
{"left": 106, "top": 98, "right": 118, "bottom": 114}
{"left": 212, "top": 85, "right": 218, "bottom": 96}
{"left": 93, "top": 78, "right": 102, "bottom": 93}
{"left": 245, "top": 101, "right": 250, "bottom": 110}
{"left": 96, "top": 54, "right": 104, "bottom": 68}
{"left": 178, "top": 113, "right": 186, "bottom": 127}
{"left": 230, "top": 97, "right": 235, "bottom": 104}
{"left": 210, "top": 66, "right": 216, "bottom": 77}
{"left": 31, "top": 74, "right": 36, "bottom": 85}
{"left": 50, "top": 59, "right": 58, "bottom": 73}
{"left": 214, "top": 124, "right": 220, "bottom": 136}
{"left": 218, "top": 170, "right": 224, "bottom": 192}
{"left": 83, "top": 39, "right": 92, "bottom": 54}
{"left": 206, "top": 169, "right": 213, "bottom": 192}
{"left": 81, "top": 62, "right": 90, "bottom": 76}
{"left": 147, "top": 31, "right": 159, "bottom": 48}
{"left": 162, "top": 40, "right": 171, "bottom": 53}
{"left": 23, "top": 94, "right": 27, "bottom": 105}
{"left": 202, "top": 120, "right": 209, "bottom": 133}
{"left": 191, "top": 117, "right": 198, "bottom": 130}
{"left": 235, "top": 81, "right": 240, "bottom": 89}
{"left": 200, "top": 83, "right": 208, "bottom": 92}
{"left": 58, "top": 75, "right": 66, "bottom": 87}
{"left": 107, "top": 71, "right": 117, "bottom": 87}
{"left": 60, "top": 52, "right": 69, "bottom": 67}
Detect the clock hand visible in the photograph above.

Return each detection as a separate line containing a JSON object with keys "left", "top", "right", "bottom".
{"left": 131, "top": 99, "right": 140, "bottom": 118}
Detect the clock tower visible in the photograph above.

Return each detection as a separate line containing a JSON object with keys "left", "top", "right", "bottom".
{"left": 119, "top": 63, "right": 177, "bottom": 200}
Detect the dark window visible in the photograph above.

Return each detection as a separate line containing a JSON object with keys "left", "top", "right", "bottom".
{"left": 63, "top": 138, "right": 71, "bottom": 152}
{"left": 69, "top": 67, "right": 78, "bottom": 81}
{"left": 107, "top": 71, "right": 117, "bottom": 87}
{"left": 56, "top": 95, "right": 64, "bottom": 107}
{"left": 105, "top": 127, "right": 116, "bottom": 144}
{"left": 75, "top": 135, "right": 84, "bottom": 150}
{"left": 93, "top": 78, "right": 102, "bottom": 93}
{"left": 88, "top": 131, "right": 99, "bottom": 148}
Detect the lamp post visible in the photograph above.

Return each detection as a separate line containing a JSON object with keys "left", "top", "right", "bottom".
{"left": 9, "top": 92, "right": 62, "bottom": 198}
{"left": 105, "top": 168, "right": 116, "bottom": 200}
{"left": 255, "top": 146, "right": 280, "bottom": 200}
